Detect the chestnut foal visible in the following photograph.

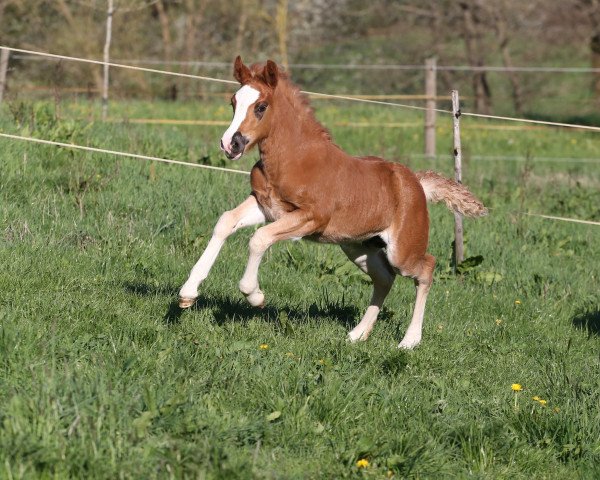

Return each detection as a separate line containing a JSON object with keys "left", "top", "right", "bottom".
{"left": 179, "top": 57, "right": 487, "bottom": 349}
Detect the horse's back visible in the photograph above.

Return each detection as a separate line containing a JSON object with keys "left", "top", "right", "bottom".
{"left": 354, "top": 155, "right": 426, "bottom": 207}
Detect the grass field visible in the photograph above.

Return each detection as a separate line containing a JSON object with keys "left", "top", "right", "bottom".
{"left": 1, "top": 99, "right": 600, "bottom": 479}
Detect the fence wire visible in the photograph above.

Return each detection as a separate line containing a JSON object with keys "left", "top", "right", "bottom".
{"left": 1, "top": 46, "right": 599, "bottom": 227}
{"left": 5, "top": 46, "right": 600, "bottom": 131}
{"left": 1, "top": 131, "right": 598, "bottom": 228}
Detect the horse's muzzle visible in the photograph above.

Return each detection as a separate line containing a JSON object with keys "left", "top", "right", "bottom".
{"left": 224, "top": 131, "right": 249, "bottom": 160}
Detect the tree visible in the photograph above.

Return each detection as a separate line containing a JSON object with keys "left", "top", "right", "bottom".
{"left": 153, "top": 0, "right": 177, "bottom": 99}
{"left": 578, "top": 0, "right": 600, "bottom": 100}
{"left": 487, "top": 0, "right": 524, "bottom": 115}
{"left": 459, "top": 1, "right": 492, "bottom": 115}
{"left": 183, "top": 0, "right": 207, "bottom": 98}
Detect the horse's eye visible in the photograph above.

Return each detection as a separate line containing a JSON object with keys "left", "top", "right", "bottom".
{"left": 255, "top": 103, "right": 268, "bottom": 118}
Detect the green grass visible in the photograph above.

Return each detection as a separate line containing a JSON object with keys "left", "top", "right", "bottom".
{"left": 1, "top": 100, "right": 600, "bottom": 478}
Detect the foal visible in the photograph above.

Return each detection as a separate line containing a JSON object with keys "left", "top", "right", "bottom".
{"left": 179, "top": 57, "right": 487, "bottom": 349}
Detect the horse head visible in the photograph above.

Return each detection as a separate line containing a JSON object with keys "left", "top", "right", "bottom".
{"left": 220, "top": 56, "right": 279, "bottom": 160}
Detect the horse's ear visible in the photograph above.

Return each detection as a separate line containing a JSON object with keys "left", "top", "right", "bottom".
{"left": 233, "top": 56, "right": 251, "bottom": 84}
{"left": 263, "top": 60, "right": 279, "bottom": 88}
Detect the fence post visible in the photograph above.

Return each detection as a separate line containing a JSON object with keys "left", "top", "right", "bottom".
{"left": 424, "top": 57, "right": 437, "bottom": 157}
{"left": 0, "top": 48, "right": 10, "bottom": 103}
{"left": 451, "top": 89, "right": 464, "bottom": 269}
{"left": 102, "top": 0, "right": 114, "bottom": 121}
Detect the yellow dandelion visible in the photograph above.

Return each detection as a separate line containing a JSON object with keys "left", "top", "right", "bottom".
{"left": 538, "top": 399, "right": 547, "bottom": 406}
{"left": 495, "top": 319, "right": 503, "bottom": 326}
{"left": 514, "top": 300, "right": 521, "bottom": 305}
{"left": 259, "top": 344, "right": 269, "bottom": 350}
{"left": 512, "top": 383, "right": 523, "bottom": 392}
{"left": 356, "top": 459, "right": 369, "bottom": 468}
{"left": 532, "top": 396, "right": 541, "bottom": 401}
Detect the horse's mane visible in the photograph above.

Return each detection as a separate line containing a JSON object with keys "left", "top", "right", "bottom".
{"left": 249, "top": 63, "right": 332, "bottom": 141}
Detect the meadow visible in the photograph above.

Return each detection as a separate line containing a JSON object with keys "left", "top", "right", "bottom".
{"left": 1, "top": 97, "right": 600, "bottom": 479}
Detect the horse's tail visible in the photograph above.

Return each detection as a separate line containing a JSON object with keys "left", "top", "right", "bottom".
{"left": 416, "top": 170, "right": 488, "bottom": 217}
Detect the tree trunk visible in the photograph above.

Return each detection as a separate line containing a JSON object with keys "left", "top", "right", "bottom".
{"left": 429, "top": 3, "right": 453, "bottom": 95}
{"left": 499, "top": 41, "right": 523, "bottom": 115}
{"left": 0, "top": 1, "right": 8, "bottom": 30}
{"left": 155, "top": 0, "right": 176, "bottom": 100}
{"left": 235, "top": 0, "right": 249, "bottom": 56}
{"left": 460, "top": 2, "right": 492, "bottom": 115}
{"left": 184, "top": 0, "right": 207, "bottom": 99}
{"left": 275, "top": 0, "right": 289, "bottom": 70}
{"left": 592, "top": 33, "right": 600, "bottom": 101}
{"left": 492, "top": 4, "right": 523, "bottom": 115}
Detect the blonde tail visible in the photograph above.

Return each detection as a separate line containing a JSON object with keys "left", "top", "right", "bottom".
{"left": 416, "top": 170, "right": 488, "bottom": 217}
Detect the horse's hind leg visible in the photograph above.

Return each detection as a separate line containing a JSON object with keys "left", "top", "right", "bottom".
{"left": 386, "top": 245, "right": 436, "bottom": 349}
{"left": 398, "top": 265, "right": 434, "bottom": 349}
{"left": 340, "top": 243, "right": 396, "bottom": 342}
{"left": 179, "top": 195, "right": 266, "bottom": 308}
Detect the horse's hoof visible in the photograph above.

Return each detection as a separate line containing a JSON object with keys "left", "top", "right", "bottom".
{"left": 178, "top": 296, "right": 197, "bottom": 309}
{"left": 246, "top": 291, "right": 265, "bottom": 308}
{"left": 397, "top": 338, "right": 420, "bottom": 350}
{"left": 346, "top": 332, "right": 366, "bottom": 343}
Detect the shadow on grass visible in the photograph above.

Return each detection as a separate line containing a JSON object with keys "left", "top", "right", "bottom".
{"left": 162, "top": 292, "right": 360, "bottom": 328}
{"left": 572, "top": 310, "right": 600, "bottom": 338}
{"left": 164, "top": 293, "right": 281, "bottom": 326}
{"left": 124, "top": 281, "right": 178, "bottom": 296}
{"left": 380, "top": 349, "right": 409, "bottom": 376}
{"left": 122, "top": 282, "right": 359, "bottom": 328}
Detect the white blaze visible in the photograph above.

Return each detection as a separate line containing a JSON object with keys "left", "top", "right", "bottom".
{"left": 221, "top": 85, "right": 260, "bottom": 153}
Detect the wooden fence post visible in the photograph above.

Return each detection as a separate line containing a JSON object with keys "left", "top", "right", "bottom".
{"left": 102, "top": 0, "right": 114, "bottom": 121}
{"left": 0, "top": 48, "right": 10, "bottom": 103}
{"left": 424, "top": 57, "right": 437, "bottom": 157}
{"left": 451, "top": 89, "right": 464, "bottom": 269}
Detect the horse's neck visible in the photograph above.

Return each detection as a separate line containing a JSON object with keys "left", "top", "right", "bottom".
{"left": 259, "top": 91, "right": 330, "bottom": 174}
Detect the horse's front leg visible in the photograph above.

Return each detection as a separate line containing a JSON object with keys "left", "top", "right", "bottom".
{"left": 239, "top": 210, "right": 317, "bottom": 307}
{"left": 179, "top": 195, "right": 266, "bottom": 308}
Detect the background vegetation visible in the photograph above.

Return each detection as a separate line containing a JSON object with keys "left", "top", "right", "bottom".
{"left": 1, "top": 1, "right": 600, "bottom": 478}
{"left": 1, "top": 0, "right": 600, "bottom": 120}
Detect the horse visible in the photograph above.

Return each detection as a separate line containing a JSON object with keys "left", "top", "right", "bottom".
{"left": 178, "top": 56, "right": 487, "bottom": 349}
